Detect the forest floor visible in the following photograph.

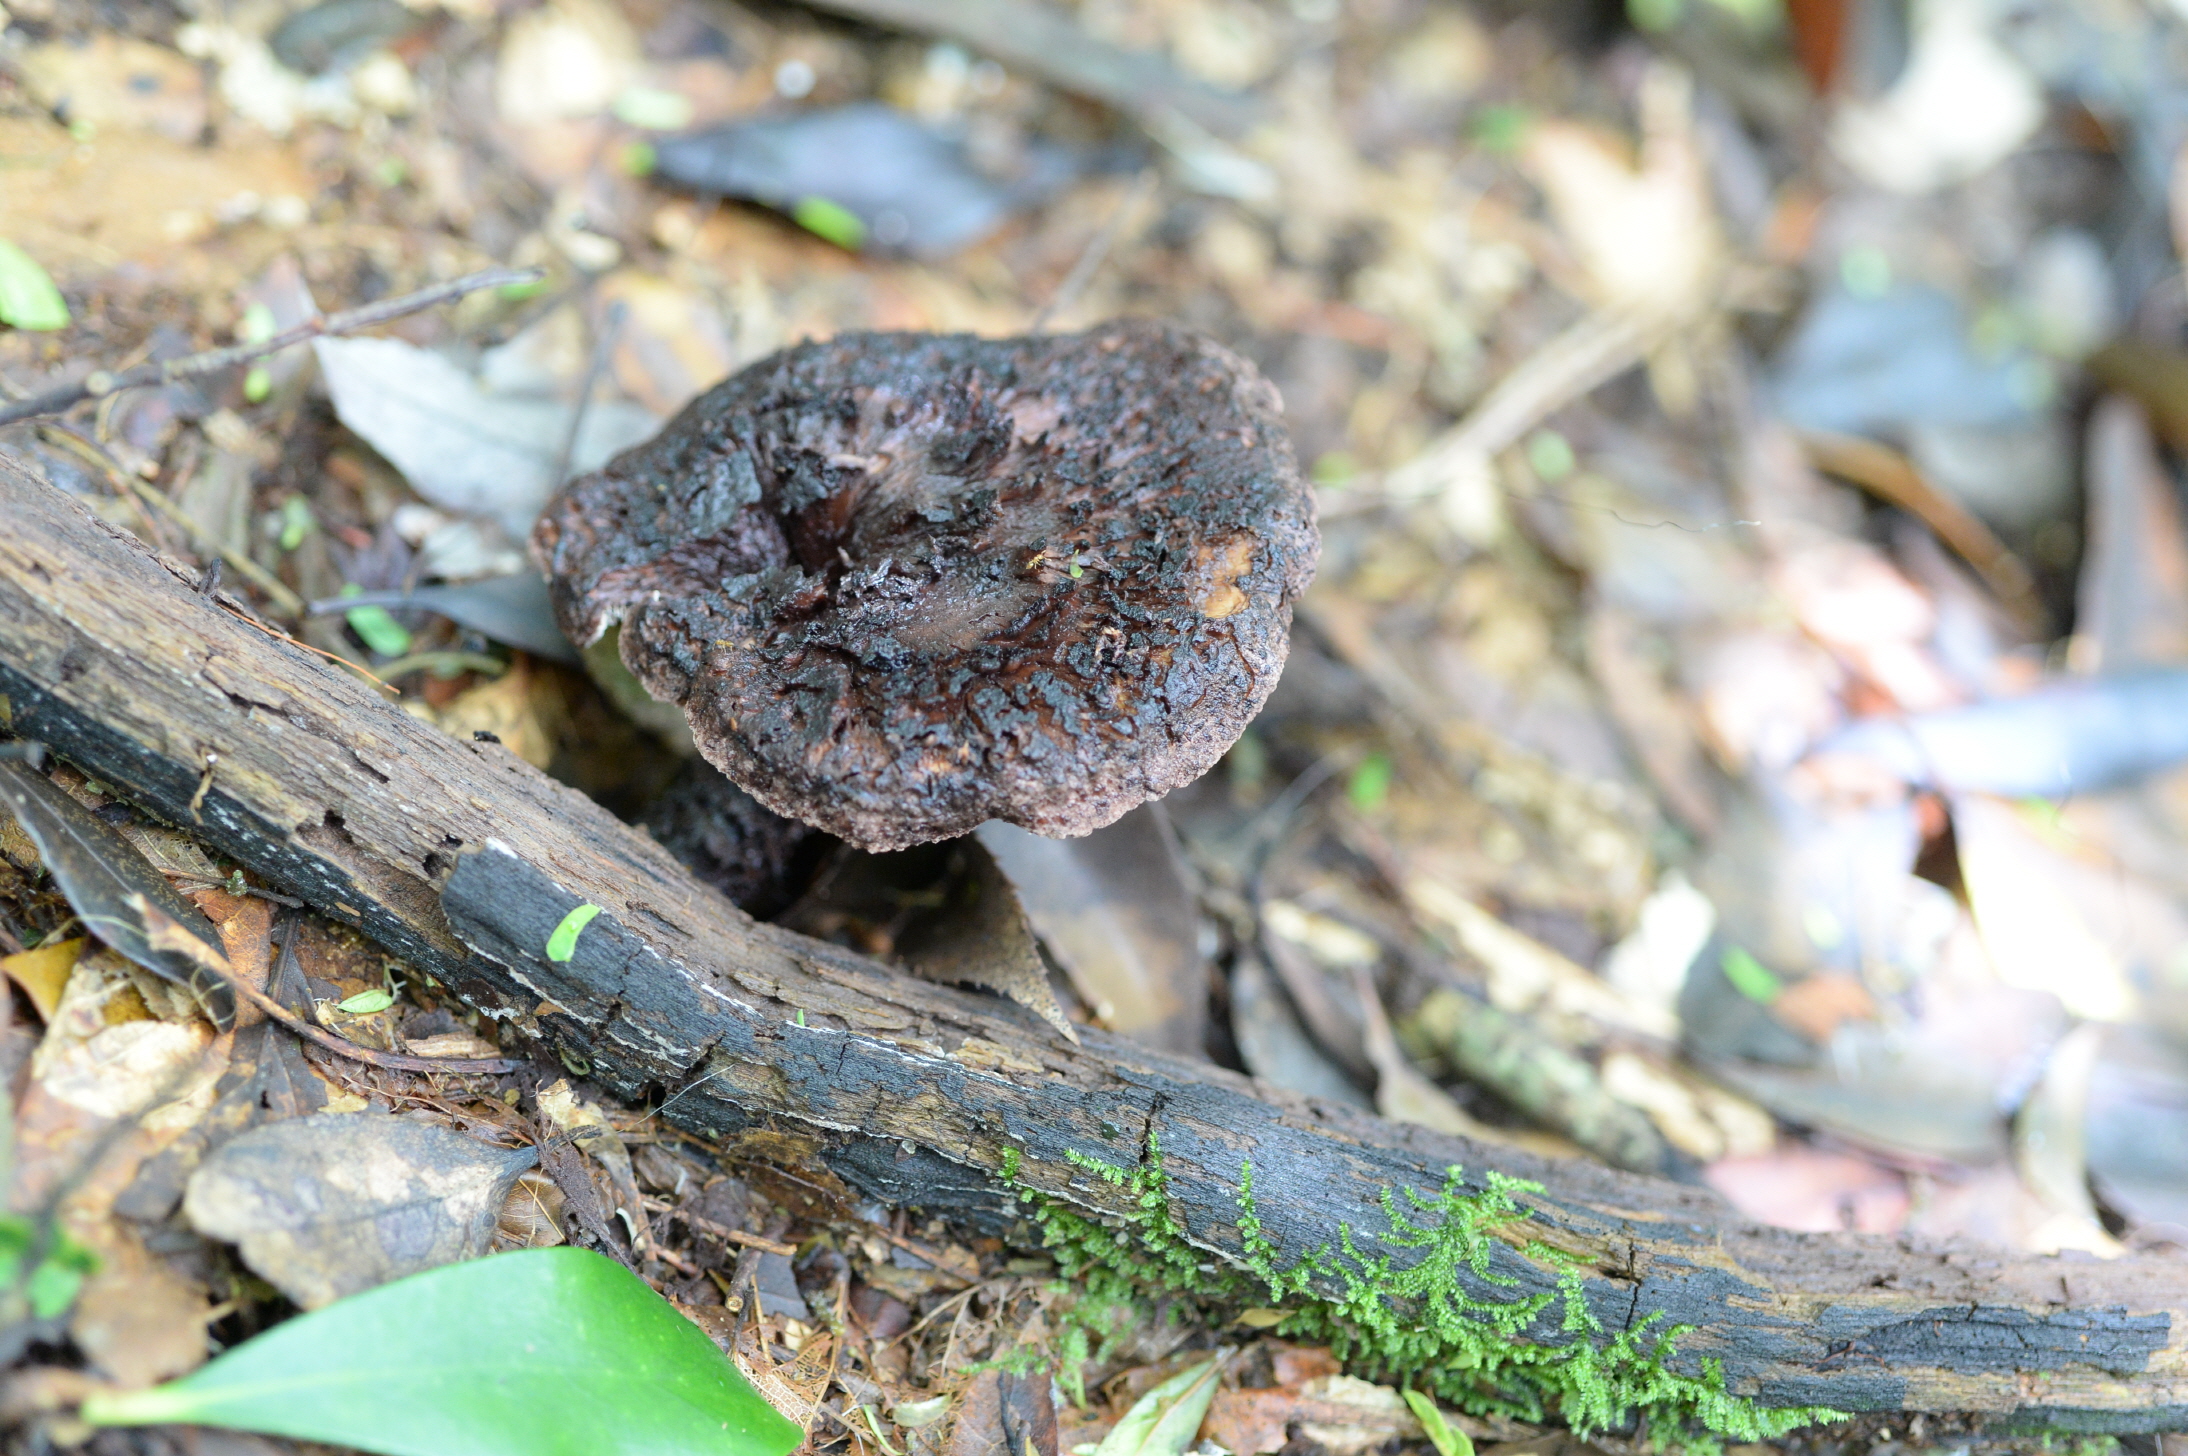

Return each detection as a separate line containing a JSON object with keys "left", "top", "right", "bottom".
{"left": 3, "top": 0, "right": 2188, "bottom": 1454}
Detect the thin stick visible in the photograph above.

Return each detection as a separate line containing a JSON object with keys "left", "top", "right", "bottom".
{"left": 550, "top": 299, "right": 627, "bottom": 490}
{"left": 215, "top": 600, "right": 399, "bottom": 694}
{"left": 641, "top": 1198, "right": 799, "bottom": 1257}
{"left": 121, "top": 474, "right": 308, "bottom": 617}
{"left": 130, "top": 894, "right": 522, "bottom": 1075}
{"left": 0, "top": 267, "right": 542, "bottom": 428}
{"left": 1797, "top": 428, "right": 2048, "bottom": 638}
{"left": 1029, "top": 168, "right": 1157, "bottom": 333}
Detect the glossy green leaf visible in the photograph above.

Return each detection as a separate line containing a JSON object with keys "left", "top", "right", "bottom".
{"left": 1402, "top": 1390, "right": 1474, "bottom": 1456}
{"left": 336, "top": 988, "right": 394, "bottom": 1014}
{"left": 81, "top": 1247, "right": 804, "bottom": 1456}
{"left": 0, "top": 240, "right": 68, "bottom": 331}
{"left": 545, "top": 903, "right": 602, "bottom": 962}
{"left": 1092, "top": 1355, "right": 1223, "bottom": 1456}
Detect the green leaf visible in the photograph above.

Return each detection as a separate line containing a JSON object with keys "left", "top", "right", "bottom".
{"left": 792, "top": 196, "right": 866, "bottom": 250}
{"left": 243, "top": 365, "right": 273, "bottom": 403}
{"left": 612, "top": 85, "right": 694, "bottom": 131}
{"left": 545, "top": 903, "right": 602, "bottom": 963}
{"left": 1720, "top": 945, "right": 1782, "bottom": 1004}
{"left": 80, "top": 1247, "right": 804, "bottom": 1456}
{"left": 345, "top": 604, "right": 413, "bottom": 657}
{"left": 336, "top": 988, "right": 395, "bottom": 1014}
{"left": 1346, "top": 752, "right": 1393, "bottom": 813}
{"left": 0, "top": 240, "right": 69, "bottom": 331}
{"left": 1092, "top": 1355, "right": 1224, "bottom": 1456}
{"left": 239, "top": 302, "right": 278, "bottom": 344}
{"left": 0, "top": 1215, "right": 100, "bottom": 1319}
{"left": 1403, "top": 1390, "right": 1474, "bottom": 1456}
{"left": 279, "top": 495, "right": 316, "bottom": 551}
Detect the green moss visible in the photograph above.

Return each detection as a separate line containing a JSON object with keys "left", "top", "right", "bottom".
{"left": 1000, "top": 1140, "right": 1844, "bottom": 1453}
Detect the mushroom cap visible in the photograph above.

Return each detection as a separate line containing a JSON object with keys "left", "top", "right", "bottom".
{"left": 531, "top": 320, "right": 1317, "bottom": 852}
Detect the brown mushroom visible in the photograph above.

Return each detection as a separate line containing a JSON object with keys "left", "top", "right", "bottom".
{"left": 531, "top": 319, "right": 1317, "bottom": 852}
{"left": 641, "top": 758, "right": 823, "bottom": 919}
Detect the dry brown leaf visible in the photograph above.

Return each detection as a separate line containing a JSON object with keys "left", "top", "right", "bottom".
{"left": 69, "top": 1225, "right": 212, "bottom": 1388}
{"left": 1, "top": 938, "right": 84, "bottom": 1022}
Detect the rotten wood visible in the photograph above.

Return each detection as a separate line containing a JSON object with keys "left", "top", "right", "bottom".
{"left": 0, "top": 460, "right": 2185, "bottom": 1431}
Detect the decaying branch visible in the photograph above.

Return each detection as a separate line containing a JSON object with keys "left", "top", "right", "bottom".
{"left": 1, "top": 460, "right": 2186, "bottom": 1431}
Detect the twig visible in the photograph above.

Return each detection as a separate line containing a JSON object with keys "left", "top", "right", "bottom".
{"left": 640, "top": 1198, "right": 799, "bottom": 1257}
{"left": 214, "top": 600, "right": 398, "bottom": 693}
{"left": 1030, "top": 168, "right": 1157, "bottom": 333}
{"left": 1382, "top": 307, "right": 1663, "bottom": 507}
{"left": 129, "top": 894, "right": 521, "bottom": 1075}
{"left": 122, "top": 474, "right": 308, "bottom": 618}
{"left": 1796, "top": 428, "right": 2047, "bottom": 638}
{"left": 0, "top": 267, "right": 541, "bottom": 428}
{"left": 550, "top": 299, "right": 627, "bottom": 491}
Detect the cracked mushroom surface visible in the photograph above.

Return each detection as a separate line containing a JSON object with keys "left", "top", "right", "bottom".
{"left": 531, "top": 320, "right": 1318, "bottom": 852}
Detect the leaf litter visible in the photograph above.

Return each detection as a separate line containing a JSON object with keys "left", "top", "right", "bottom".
{"left": 8, "top": 0, "right": 2188, "bottom": 1450}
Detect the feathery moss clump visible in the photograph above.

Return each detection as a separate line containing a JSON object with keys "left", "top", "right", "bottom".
{"left": 1000, "top": 1140, "right": 1843, "bottom": 1453}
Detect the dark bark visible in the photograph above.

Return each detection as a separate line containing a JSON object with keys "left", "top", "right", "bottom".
{"left": 1, "top": 460, "right": 2184, "bottom": 1430}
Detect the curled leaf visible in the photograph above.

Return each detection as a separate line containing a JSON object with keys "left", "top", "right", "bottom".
{"left": 546, "top": 903, "right": 602, "bottom": 963}
{"left": 1093, "top": 1355, "right": 1226, "bottom": 1456}
{"left": 1402, "top": 1390, "right": 1474, "bottom": 1456}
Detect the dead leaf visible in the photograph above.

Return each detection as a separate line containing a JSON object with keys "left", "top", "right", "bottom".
{"left": 1704, "top": 1146, "right": 1909, "bottom": 1235}
{"left": 2078, "top": 395, "right": 2188, "bottom": 673}
{"left": 1521, "top": 63, "right": 1718, "bottom": 316}
{"left": 16, "top": 33, "right": 208, "bottom": 142}
{"left": 0, "top": 114, "right": 310, "bottom": 269}
{"left": 69, "top": 1225, "right": 211, "bottom": 1388}
{"left": 978, "top": 809, "right": 1204, "bottom": 1054}
{"left": 1404, "top": 880, "right": 1674, "bottom": 1039}
{"left": 2, "top": 938, "right": 83, "bottom": 1022}
{"left": 1768, "top": 974, "right": 1878, "bottom": 1042}
{"left": 1229, "top": 952, "right": 1372, "bottom": 1109}
{"left": 412, "top": 659, "right": 567, "bottom": 771}
{"left": 182, "top": 1111, "right": 538, "bottom": 1308}
{"left": 313, "top": 335, "right": 657, "bottom": 538}
{"left": 1955, "top": 794, "right": 2138, "bottom": 1021}
{"left": 1000, "top": 1367, "right": 1058, "bottom": 1456}
{"left": 1599, "top": 1052, "right": 1762, "bottom": 1163}
{"left": 1351, "top": 965, "right": 1494, "bottom": 1142}
{"left": 539, "top": 1077, "right": 648, "bottom": 1251}
{"left": 116, "top": 901, "right": 329, "bottom": 1224}
{"left": 2013, "top": 1022, "right": 2122, "bottom": 1257}
{"left": 902, "top": 839, "right": 1078, "bottom": 1040}
{"left": 0, "top": 764, "right": 234, "bottom": 1027}
{"left": 735, "top": 1320, "right": 833, "bottom": 1433}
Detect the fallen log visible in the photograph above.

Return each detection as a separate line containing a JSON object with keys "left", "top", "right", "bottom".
{"left": 1, "top": 458, "right": 2184, "bottom": 1433}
